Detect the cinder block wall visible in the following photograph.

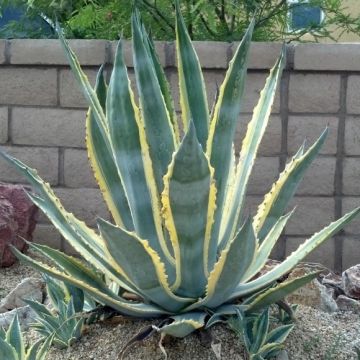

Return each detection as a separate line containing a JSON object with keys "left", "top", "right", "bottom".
{"left": 0, "top": 40, "right": 359, "bottom": 272}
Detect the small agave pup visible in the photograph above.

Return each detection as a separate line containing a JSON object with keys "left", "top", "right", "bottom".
{"left": 0, "top": 314, "right": 52, "bottom": 360}
{"left": 1, "top": 3, "right": 360, "bottom": 339}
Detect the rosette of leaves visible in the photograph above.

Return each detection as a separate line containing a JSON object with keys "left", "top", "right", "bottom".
{"left": 229, "top": 308, "right": 294, "bottom": 360}
{"left": 0, "top": 313, "right": 52, "bottom": 360}
{"left": 24, "top": 276, "right": 86, "bottom": 349}
{"left": 1, "top": 1, "right": 359, "bottom": 338}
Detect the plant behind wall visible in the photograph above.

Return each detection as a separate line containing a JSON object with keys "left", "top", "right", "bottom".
{"left": 1, "top": 0, "right": 360, "bottom": 41}
{"left": 1, "top": 1, "right": 359, "bottom": 338}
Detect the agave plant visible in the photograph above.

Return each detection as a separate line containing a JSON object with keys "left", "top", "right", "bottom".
{"left": 229, "top": 307, "right": 294, "bottom": 360}
{"left": 24, "top": 276, "right": 87, "bottom": 349}
{"left": 1, "top": 2, "right": 359, "bottom": 338}
{"left": 0, "top": 314, "right": 52, "bottom": 360}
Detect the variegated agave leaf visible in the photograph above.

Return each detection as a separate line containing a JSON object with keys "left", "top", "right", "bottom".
{"left": 0, "top": 313, "right": 53, "bottom": 360}
{"left": 228, "top": 307, "right": 294, "bottom": 359}
{"left": 25, "top": 275, "right": 86, "bottom": 349}
{"left": 2, "top": 1, "right": 360, "bottom": 339}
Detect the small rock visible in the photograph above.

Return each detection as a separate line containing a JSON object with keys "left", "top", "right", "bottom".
{"left": 342, "top": 264, "right": 360, "bottom": 299}
{"left": 276, "top": 350, "right": 289, "bottom": 360}
{"left": 322, "top": 272, "right": 342, "bottom": 289}
{"left": 286, "top": 267, "right": 335, "bottom": 311}
{"left": 336, "top": 295, "right": 360, "bottom": 313}
{"left": 0, "top": 305, "right": 36, "bottom": 329}
{"left": 317, "top": 280, "right": 338, "bottom": 313}
{"left": 0, "top": 277, "right": 44, "bottom": 313}
{"left": 0, "top": 184, "right": 38, "bottom": 267}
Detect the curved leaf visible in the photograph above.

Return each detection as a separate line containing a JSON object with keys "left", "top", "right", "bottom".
{"left": 206, "top": 20, "right": 254, "bottom": 257}
{"left": 162, "top": 123, "right": 216, "bottom": 297}
{"left": 86, "top": 67, "right": 133, "bottom": 229}
{"left": 254, "top": 129, "right": 328, "bottom": 242}
{"left": 220, "top": 46, "right": 286, "bottom": 251}
{"left": 12, "top": 248, "right": 168, "bottom": 318}
{"left": 185, "top": 219, "right": 256, "bottom": 311}
{"left": 266, "top": 324, "right": 294, "bottom": 344}
{"left": 157, "top": 312, "right": 206, "bottom": 338}
{"left": 27, "top": 336, "right": 54, "bottom": 360}
{"left": 250, "top": 308, "right": 269, "bottom": 354}
{"left": 245, "top": 271, "right": 320, "bottom": 313}
{"left": 203, "top": 219, "right": 256, "bottom": 308}
{"left": 57, "top": 25, "right": 107, "bottom": 133}
{"left": 27, "top": 242, "right": 127, "bottom": 298}
{"left": 230, "top": 207, "right": 360, "bottom": 300}
{"left": 98, "top": 219, "right": 193, "bottom": 313}
{"left": 107, "top": 39, "right": 174, "bottom": 269}
{"left": 0, "top": 125, "right": 158, "bottom": 296}
{"left": 132, "top": 12, "right": 176, "bottom": 191}
{"left": 243, "top": 210, "right": 294, "bottom": 282}
{"left": 6, "top": 314, "right": 24, "bottom": 359}
{"left": 147, "top": 34, "right": 180, "bottom": 144}
{"left": 175, "top": 0, "right": 209, "bottom": 148}
{"left": 0, "top": 337, "right": 17, "bottom": 360}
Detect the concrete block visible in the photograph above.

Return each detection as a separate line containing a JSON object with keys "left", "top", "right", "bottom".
{"left": 242, "top": 72, "right": 281, "bottom": 113}
{"left": 64, "top": 149, "right": 97, "bottom": 188}
{"left": 343, "top": 158, "right": 360, "bottom": 195}
{"left": 287, "top": 116, "right": 338, "bottom": 155}
{"left": 33, "top": 224, "right": 62, "bottom": 250}
{"left": 110, "top": 40, "right": 166, "bottom": 67}
{"left": 235, "top": 115, "right": 282, "bottom": 155}
{"left": 169, "top": 71, "right": 280, "bottom": 114}
{"left": 294, "top": 44, "right": 360, "bottom": 71}
{"left": 295, "top": 157, "right": 336, "bottom": 196}
{"left": 0, "top": 68, "right": 57, "bottom": 106}
{"left": 0, "top": 146, "right": 58, "bottom": 185}
{"left": 193, "top": 41, "right": 229, "bottom": 68}
{"left": 247, "top": 157, "right": 280, "bottom": 195}
{"left": 285, "top": 236, "right": 335, "bottom": 269}
{"left": 12, "top": 108, "right": 86, "bottom": 148}
{"left": 344, "top": 117, "right": 360, "bottom": 155}
{"left": 247, "top": 42, "right": 283, "bottom": 69}
{"left": 347, "top": 76, "right": 360, "bottom": 114}
{"left": 54, "top": 188, "right": 109, "bottom": 227}
{"left": 0, "top": 107, "right": 8, "bottom": 143}
{"left": 0, "top": 40, "right": 6, "bottom": 64}
{"left": 342, "top": 237, "right": 360, "bottom": 270}
{"left": 289, "top": 74, "right": 341, "bottom": 113}
{"left": 285, "top": 197, "right": 334, "bottom": 235}
{"left": 10, "top": 39, "right": 107, "bottom": 65}
{"left": 59, "top": 69, "right": 98, "bottom": 108}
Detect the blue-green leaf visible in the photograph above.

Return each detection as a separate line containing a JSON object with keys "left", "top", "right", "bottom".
{"left": 162, "top": 122, "right": 215, "bottom": 298}
{"left": 97, "top": 218, "right": 192, "bottom": 313}
{"left": 6, "top": 314, "right": 24, "bottom": 359}
{"left": 175, "top": 0, "right": 209, "bottom": 148}
{"left": 132, "top": 12, "right": 176, "bottom": 191}
{"left": 220, "top": 46, "right": 286, "bottom": 250}
{"left": 87, "top": 67, "right": 133, "bottom": 230}
{"left": 107, "top": 39, "right": 174, "bottom": 271}
{"left": 206, "top": 20, "right": 254, "bottom": 260}
{"left": 158, "top": 312, "right": 206, "bottom": 338}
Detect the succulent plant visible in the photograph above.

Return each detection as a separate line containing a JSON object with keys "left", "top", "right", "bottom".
{"left": 1, "top": 2, "right": 359, "bottom": 338}
{"left": 0, "top": 313, "right": 52, "bottom": 360}
{"left": 24, "top": 275, "right": 86, "bottom": 349}
{"left": 229, "top": 307, "right": 294, "bottom": 360}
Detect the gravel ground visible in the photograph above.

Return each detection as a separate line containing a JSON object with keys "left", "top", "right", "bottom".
{"left": 0, "top": 251, "right": 41, "bottom": 299}
{"left": 2, "top": 260, "right": 360, "bottom": 359}
{"left": 42, "top": 305, "right": 359, "bottom": 360}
